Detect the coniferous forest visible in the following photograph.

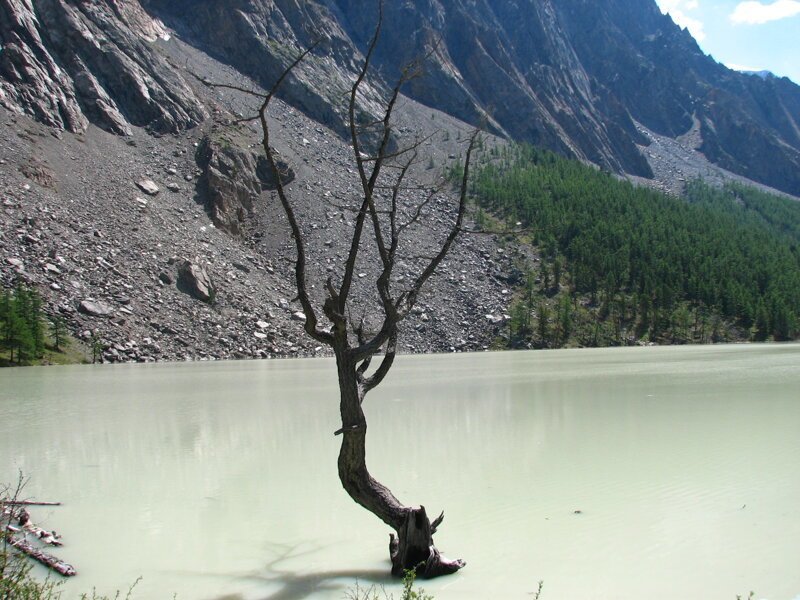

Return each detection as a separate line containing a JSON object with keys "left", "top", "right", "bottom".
{"left": 0, "top": 284, "right": 75, "bottom": 366}
{"left": 0, "top": 284, "right": 47, "bottom": 365}
{"left": 466, "top": 144, "right": 800, "bottom": 348}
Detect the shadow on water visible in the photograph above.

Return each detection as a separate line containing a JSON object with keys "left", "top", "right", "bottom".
{"left": 198, "top": 542, "right": 395, "bottom": 600}
{"left": 230, "top": 568, "right": 393, "bottom": 600}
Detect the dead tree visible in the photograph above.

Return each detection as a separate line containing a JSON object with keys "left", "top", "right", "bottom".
{"left": 235, "top": 7, "right": 475, "bottom": 579}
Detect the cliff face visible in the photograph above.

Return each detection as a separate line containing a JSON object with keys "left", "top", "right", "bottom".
{"left": 2, "top": 0, "right": 799, "bottom": 195}
{"left": 139, "top": 0, "right": 387, "bottom": 141}
{"left": 554, "top": 0, "right": 800, "bottom": 194}
{"left": 0, "top": 0, "right": 205, "bottom": 134}
{"left": 326, "top": 0, "right": 654, "bottom": 177}
{"left": 324, "top": 0, "right": 800, "bottom": 194}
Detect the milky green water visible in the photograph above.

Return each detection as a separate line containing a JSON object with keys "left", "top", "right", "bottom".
{"left": 1, "top": 344, "right": 799, "bottom": 600}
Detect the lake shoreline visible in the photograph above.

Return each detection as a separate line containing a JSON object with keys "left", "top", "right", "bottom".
{"left": 1, "top": 338, "right": 791, "bottom": 369}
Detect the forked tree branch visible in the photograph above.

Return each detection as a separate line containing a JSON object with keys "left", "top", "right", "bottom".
{"left": 202, "top": 5, "right": 481, "bottom": 384}
{"left": 404, "top": 130, "right": 480, "bottom": 309}
{"left": 352, "top": 131, "right": 480, "bottom": 361}
{"left": 361, "top": 330, "right": 397, "bottom": 395}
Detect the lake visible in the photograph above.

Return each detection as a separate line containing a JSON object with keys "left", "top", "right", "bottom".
{"left": 1, "top": 344, "right": 799, "bottom": 600}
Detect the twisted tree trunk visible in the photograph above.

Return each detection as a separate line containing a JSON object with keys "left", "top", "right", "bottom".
{"left": 334, "top": 343, "right": 465, "bottom": 577}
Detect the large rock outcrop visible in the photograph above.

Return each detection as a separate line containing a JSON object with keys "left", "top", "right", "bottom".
{"left": 177, "top": 260, "right": 216, "bottom": 304}
{"left": 195, "top": 132, "right": 295, "bottom": 235}
{"left": 0, "top": 0, "right": 205, "bottom": 135}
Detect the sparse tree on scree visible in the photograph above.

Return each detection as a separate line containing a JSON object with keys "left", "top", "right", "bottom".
{"left": 209, "top": 4, "right": 478, "bottom": 579}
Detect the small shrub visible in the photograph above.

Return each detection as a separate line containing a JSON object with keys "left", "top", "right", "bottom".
{"left": 345, "top": 568, "right": 433, "bottom": 600}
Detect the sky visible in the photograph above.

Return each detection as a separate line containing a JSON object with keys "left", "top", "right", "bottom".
{"left": 655, "top": 0, "right": 800, "bottom": 84}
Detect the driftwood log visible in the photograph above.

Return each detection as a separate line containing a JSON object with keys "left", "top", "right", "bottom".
{"left": 3, "top": 500, "right": 62, "bottom": 507}
{"left": 7, "top": 535, "right": 76, "bottom": 577}
{"left": 13, "top": 508, "right": 63, "bottom": 546}
{"left": 2, "top": 502, "right": 74, "bottom": 577}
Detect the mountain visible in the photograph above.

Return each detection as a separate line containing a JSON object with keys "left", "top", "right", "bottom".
{"left": 326, "top": 0, "right": 800, "bottom": 195}
{"left": 3, "top": 0, "right": 800, "bottom": 195}
{"left": 739, "top": 70, "right": 775, "bottom": 80}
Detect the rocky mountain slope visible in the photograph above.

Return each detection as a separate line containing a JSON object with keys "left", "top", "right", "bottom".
{"left": 139, "top": 0, "right": 800, "bottom": 196}
{"left": 0, "top": 18, "right": 518, "bottom": 362}
{"left": 0, "top": 0, "right": 205, "bottom": 134}
{"left": 1, "top": 0, "right": 799, "bottom": 363}
{"left": 3, "top": 0, "right": 799, "bottom": 194}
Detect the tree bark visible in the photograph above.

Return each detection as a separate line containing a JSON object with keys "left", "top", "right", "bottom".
{"left": 334, "top": 344, "right": 465, "bottom": 578}
{"left": 389, "top": 506, "right": 465, "bottom": 578}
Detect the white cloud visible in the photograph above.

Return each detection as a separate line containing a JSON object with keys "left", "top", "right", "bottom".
{"left": 725, "top": 63, "right": 763, "bottom": 71}
{"left": 730, "top": 0, "right": 800, "bottom": 24}
{"left": 726, "top": 61, "right": 765, "bottom": 71}
{"left": 657, "top": 0, "right": 707, "bottom": 41}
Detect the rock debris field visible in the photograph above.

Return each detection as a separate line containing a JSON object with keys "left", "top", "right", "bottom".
{"left": 0, "top": 38, "right": 518, "bottom": 363}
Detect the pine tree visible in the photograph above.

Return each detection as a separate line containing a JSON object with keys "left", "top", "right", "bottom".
{"left": 553, "top": 256, "right": 564, "bottom": 291}
{"left": 754, "top": 302, "right": 770, "bottom": 341}
{"left": 6, "top": 302, "right": 35, "bottom": 364}
{"left": 509, "top": 300, "right": 531, "bottom": 344}
{"left": 771, "top": 300, "right": 795, "bottom": 341}
{"left": 50, "top": 316, "right": 69, "bottom": 352}
{"left": 537, "top": 301, "right": 550, "bottom": 348}
{"left": 90, "top": 332, "right": 103, "bottom": 364}
{"left": 0, "top": 288, "right": 11, "bottom": 358}
{"left": 558, "top": 295, "right": 573, "bottom": 345}
{"left": 25, "top": 286, "right": 45, "bottom": 358}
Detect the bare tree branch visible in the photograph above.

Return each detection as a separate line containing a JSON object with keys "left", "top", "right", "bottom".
{"left": 460, "top": 227, "right": 530, "bottom": 235}
{"left": 402, "top": 130, "right": 480, "bottom": 313}
{"left": 358, "top": 132, "right": 436, "bottom": 164}
{"left": 362, "top": 331, "right": 397, "bottom": 394}
{"left": 353, "top": 131, "right": 480, "bottom": 361}
{"left": 397, "top": 186, "right": 441, "bottom": 237}
{"left": 194, "top": 77, "right": 265, "bottom": 99}
{"left": 338, "top": 2, "right": 386, "bottom": 312}
{"left": 256, "top": 42, "right": 333, "bottom": 345}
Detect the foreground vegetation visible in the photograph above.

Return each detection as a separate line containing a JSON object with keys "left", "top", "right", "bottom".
{"left": 2, "top": 477, "right": 142, "bottom": 599}
{"left": 463, "top": 144, "right": 800, "bottom": 348}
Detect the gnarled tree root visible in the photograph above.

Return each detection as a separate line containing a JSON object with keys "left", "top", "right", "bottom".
{"left": 389, "top": 506, "right": 465, "bottom": 578}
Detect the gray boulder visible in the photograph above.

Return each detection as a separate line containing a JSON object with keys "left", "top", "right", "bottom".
{"left": 78, "top": 299, "right": 114, "bottom": 317}
{"left": 177, "top": 261, "right": 216, "bottom": 304}
{"left": 136, "top": 179, "right": 160, "bottom": 196}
